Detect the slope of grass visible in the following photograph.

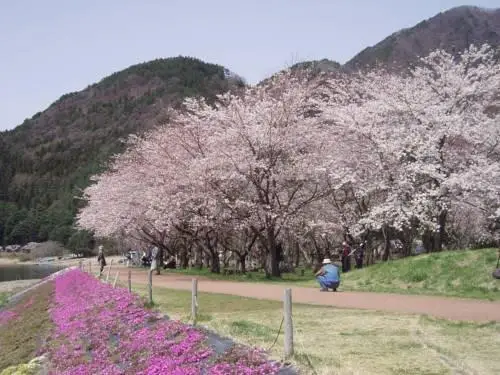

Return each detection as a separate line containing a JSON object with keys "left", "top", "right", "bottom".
{"left": 163, "top": 248, "right": 500, "bottom": 300}
{"left": 337, "top": 248, "right": 500, "bottom": 300}
{"left": 0, "top": 283, "right": 53, "bottom": 371}
{"left": 131, "top": 284, "right": 500, "bottom": 375}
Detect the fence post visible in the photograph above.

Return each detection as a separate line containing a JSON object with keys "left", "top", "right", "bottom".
{"left": 106, "top": 260, "right": 113, "bottom": 282}
{"left": 284, "top": 288, "right": 294, "bottom": 358}
{"left": 128, "top": 269, "right": 132, "bottom": 293}
{"left": 113, "top": 271, "right": 120, "bottom": 288}
{"left": 191, "top": 279, "right": 198, "bottom": 325}
{"left": 148, "top": 269, "right": 153, "bottom": 305}
{"left": 79, "top": 260, "right": 83, "bottom": 271}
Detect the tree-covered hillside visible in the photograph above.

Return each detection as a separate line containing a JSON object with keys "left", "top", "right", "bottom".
{"left": 0, "top": 57, "right": 245, "bottom": 248}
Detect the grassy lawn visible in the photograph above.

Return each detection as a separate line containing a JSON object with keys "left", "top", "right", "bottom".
{"left": 164, "top": 248, "right": 500, "bottom": 300}
{"left": 0, "top": 283, "right": 53, "bottom": 371}
{"left": 131, "top": 284, "right": 500, "bottom": 375}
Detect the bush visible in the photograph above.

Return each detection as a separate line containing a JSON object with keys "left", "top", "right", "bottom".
{"left": 23, "top": 241, "right": 67, "bottom": 261}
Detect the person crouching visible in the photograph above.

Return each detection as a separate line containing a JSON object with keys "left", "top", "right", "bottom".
{"left": 315, "top": 258, "right": 340, "bottom": 292}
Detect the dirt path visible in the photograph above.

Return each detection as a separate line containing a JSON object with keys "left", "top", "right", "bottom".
{"left": 118, "top": 268, "right": 500, "bottom": 322}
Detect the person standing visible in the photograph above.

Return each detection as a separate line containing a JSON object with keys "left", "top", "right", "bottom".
{"left": 355, "top": 242, "right": 365, "bottom": 269}
{"left": 315, "top": 258, "right": 341, "bottom": 291}
{"left": 341, "top": 242, "right": 351, "bottom": 273}
{"left": 97, "top": 245, "right": 106, "bottom": 277}
{"left": 151, "top": 246, "right": 162, "bottom": 275}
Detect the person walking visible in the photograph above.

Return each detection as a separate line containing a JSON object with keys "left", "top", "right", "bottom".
{"left": 315, "top": 258, "right": 341, "bottom": 292}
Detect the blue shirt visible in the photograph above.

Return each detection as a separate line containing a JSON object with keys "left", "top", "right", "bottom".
{"left": 323, "top": 264, "right": 340, "bottom": 282}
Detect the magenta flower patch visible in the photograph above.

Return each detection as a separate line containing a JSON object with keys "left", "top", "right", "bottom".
{"left": 45, "top": 269, "right": 280, "bottom": 374}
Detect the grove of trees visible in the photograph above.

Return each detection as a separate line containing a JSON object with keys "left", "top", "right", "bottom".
{"left": 77, "top": 45, "right": 500, "bottom": 276}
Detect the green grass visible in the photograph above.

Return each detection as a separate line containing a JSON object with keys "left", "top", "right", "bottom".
{"left": 163, "top": 248, "right": 500, "bottom": 300}
{"left": 131, "top": 284, "right": 500, "bottom": 375}
{"left": 0, "top": 283, "right": 53, "bottom": 371}
{"left": 336, "top": 248, "right": 500, "bottom": 300}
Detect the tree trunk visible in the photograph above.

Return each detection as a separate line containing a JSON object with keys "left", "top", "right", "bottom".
{"left": 203, "top": 253, "right": 210, "bottom": 268}
{"left": 422, "top": 230, "right": 434, "bottom": 252}
{"left": 382, "top": 227, "right": 391, "bottom": 261}
{"left": 435, "top": 210, "right": 448, "bottom": 252}
{"left": 293, "top": 242, "right": 300, "bottom": 268}
{"left": 239, "top": 254, "right": 247, "bottom": 273}
{"left": 180, "top": 250, "right": 189, "bottom": 269}
{"left": 266, "top": 226, "right": 281, "bottom": 277}
{"left": 195, "top": 247, "right": 203, "bottom": 269}
{"left": 210, "top": 251, "right": 220, "bottom": 273}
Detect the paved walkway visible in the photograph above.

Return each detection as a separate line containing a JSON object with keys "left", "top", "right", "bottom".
{"left": 120, "top": 268, "right": 500, "bottom": 322}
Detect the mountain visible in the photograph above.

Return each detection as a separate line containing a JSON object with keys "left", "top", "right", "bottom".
{"left": 0, "top": 57, "right": 244, "bottom": 248}
{"left": 345, "top": 6, "right": 500, "bottom": 71}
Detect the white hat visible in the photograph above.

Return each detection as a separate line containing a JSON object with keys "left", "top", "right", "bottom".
{"left": 322, "top": 258, "right": 331, "bottom": 264}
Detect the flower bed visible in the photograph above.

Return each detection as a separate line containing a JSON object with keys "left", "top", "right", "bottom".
{"left": 46, "top": 269, "right": 280, "bottom": 374}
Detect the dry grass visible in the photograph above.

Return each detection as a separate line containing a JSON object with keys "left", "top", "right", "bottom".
{"left": 130, "top": 284, "right": 500, "bottom": 375}
{"left": 0, "top": 283, "right": 53, "bottom": 371}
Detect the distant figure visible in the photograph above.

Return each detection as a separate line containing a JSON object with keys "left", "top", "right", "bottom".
{"left": 151, "top": 246, "right": 161, "bottom": 275}
{"left": 341, "top": 242, "right": 351, "bottom": 273}
{"left": 164, "top": 257, "right": 177, "bottom": 269}
{"left": 141, "top": 251, "right": 151, "bottom": 267}
{"left": 315, "top": 258, "right": 340, "bottom": 292}
{"left": 355, "top": 242, "right": 365, "bottom": 269}
{"left": 97, "top": 245, "right": 106, "bottom": 276}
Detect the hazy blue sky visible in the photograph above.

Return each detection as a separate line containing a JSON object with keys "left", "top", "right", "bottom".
{"left": 1, "top": 0, "right": 499, "bottom": 131}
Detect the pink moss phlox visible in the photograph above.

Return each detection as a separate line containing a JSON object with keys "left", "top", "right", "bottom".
{"left": 46, "top": 269, "right": 280, "bottom": 374}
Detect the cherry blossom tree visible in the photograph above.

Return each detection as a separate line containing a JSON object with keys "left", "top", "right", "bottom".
{"left": 77, "top": 44, "right": 500, "bottom": 274}
{"left": 77, "top": 72, "right": 344, "bottom": 276}
{"left": 321, "top": 44, "right": 500, "bottom": 252}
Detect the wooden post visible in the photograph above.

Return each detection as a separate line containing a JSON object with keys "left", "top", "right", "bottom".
{"left": 191, "top": 279, "right": 198, "bottom": 325}
{"left": 128, "top": 269, "right": 132, "bottom": 293}
{"left": 284, "top": 288, "right": 294, "bottom": 358}
{"left": 79, "top": 260, "right": 83, "bottom": 270}
{"left": 113, "top": 271, "right": 120, "bottom": 287}
{"left": 106, "top": 259, "right": 113, "bottom": 282}
{"left": 148, "top": 269, "right": 153, "bottom": 305}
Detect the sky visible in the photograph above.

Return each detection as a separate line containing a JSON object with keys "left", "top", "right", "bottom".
{"left": 1, "top": 0, "right": 499, "bottom": 131}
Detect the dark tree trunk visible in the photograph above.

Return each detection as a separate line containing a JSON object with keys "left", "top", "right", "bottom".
{"left": 293, "top": 242, "right": 300, "bottom": 268}
{"left": 435, "top": 210, "right": 448, "bottom": 252}
{"left": 196, "top": 246, "right": 203, "bottom": 269}
{"left": 203, "top": 253, "right": 210, "bottom": 268}
{"left": 210, "top": 251, "right": 220, "bottom": 273}
{"left": 382, "top": 227, "right": 391, "bottom": 261}
{"left": 239, "top": 254, "right": 247, "bottom": 273}
{"left": 267, "top": 226, "right": 281, "bottom": 277}
{"left": 423, "top": 230, "right": 434, "bottom": 253}
{"left": 180, "top": 249, "right": 189, "bottom": 269}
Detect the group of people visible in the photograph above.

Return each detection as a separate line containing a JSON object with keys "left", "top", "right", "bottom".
{"left": 315, "top": 241, "right": 367, "bottom": 292}
{"left": 341, "top": 241, "right": 365, "bottom": 272}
